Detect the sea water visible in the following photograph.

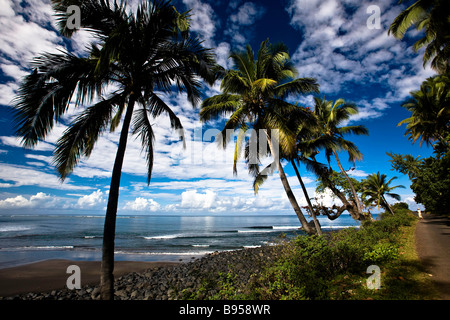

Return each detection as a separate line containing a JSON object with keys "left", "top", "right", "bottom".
{"left": 0, "top": 214, "right": 362, "bottom": 268}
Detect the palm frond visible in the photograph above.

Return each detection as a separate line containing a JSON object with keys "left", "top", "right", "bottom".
{"left": 233, "top": 128, "right": 247, "bottom": 175}
{"left": 132, "top": 107, "right": 155, "bottom": 184}
{"left": 221, "top": 70, "right": 251, "bottom": 94}
{"left": 51, "top": 0, "right": 129, "bottom": 38}
{"left": 12, "top": 51, "right": 99, "bottom": 148}
{"left": 142, "top": 93, "right": 185, "bottom": 147}
{"left": 200, "top": 94, "right": 242, "bottom": 122}
{"left": 273, "top": 77, "right": 319, "bottom": 99}
{"left": 337, "top": 125, "right": 369, "bottom": 136}
{"left": 53, "top": 93, "right": 126, "bottom": 180}
{"left": 253, "top": 162, "right": 275, "bottom": 194}
{"left": 388, "top": 1, "right": 428, "bottom": 39}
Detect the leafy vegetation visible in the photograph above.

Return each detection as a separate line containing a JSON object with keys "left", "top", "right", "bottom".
{"left": 388, "top": 1, "right": 450, "bottom": 216}
{"left": 11, "top": 0, "right": 449, "bottom": 301}
{"left": 200, "top": 39, "right": 319, "bottom": 234}
{"left": 360, "top": 172, "right": 405, "bottom": 215}
{"left": 204, "top": 210, "right": 438, "bottom": 300}
{"left": 390, "top": 151, "right": 450, "bottom": 216}
{"left": 13, "top": 0, "right": 217, "bottom": 300}
{"left": 388, "top": 0, "right": 450, "bottom": 74}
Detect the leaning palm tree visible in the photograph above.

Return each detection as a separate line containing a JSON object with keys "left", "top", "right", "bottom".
{"left": 388, "top": 0, "right": 450, "bottom": 74}
{"left": 398, "top": 74, "right": 450, "bottom": 149}
{"left": 313, "top": 97, "right": 369, "bottom": 219}
{"left": 200, "top": 40, "right": 319, "bottom": 234}
{"left": 361, "top": 172, "right": 405, "bottom": 215}
{"left": 251, "top": 106, "right": 325, "bottom": 235}
{"left": 13, "top": 0, "right": 217, "bottom": 300}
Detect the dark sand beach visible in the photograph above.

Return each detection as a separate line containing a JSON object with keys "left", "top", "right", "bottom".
{"left": 0, "top": 259, "right": 179, "bottom": 297}
{"left": 0, "top": 245, "right": 280, "bottom": 300}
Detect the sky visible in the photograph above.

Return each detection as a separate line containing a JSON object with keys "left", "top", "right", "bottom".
{"left": 0, "top": 0, "right": 436, "bottom": 216}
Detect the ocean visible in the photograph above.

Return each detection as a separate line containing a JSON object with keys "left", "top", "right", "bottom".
{"left": 0, "top": 214, "right": 362, "bottom": 269}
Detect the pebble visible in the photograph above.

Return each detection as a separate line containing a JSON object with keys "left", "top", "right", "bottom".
{"left": 0, "top": 244, "right": 285, "bottom": 300}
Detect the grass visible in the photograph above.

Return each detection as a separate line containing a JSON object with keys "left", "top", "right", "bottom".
{"left": 342, "top": 219, "right": 440, "bottom": 300}
{"left": 204, "top": 210, "right": 440, "bottom": 300}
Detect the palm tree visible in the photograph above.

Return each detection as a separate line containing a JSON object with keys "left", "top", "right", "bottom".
{"left": 13, "top": 0, "right": 217, "bottom": 300}
{"left": 251, "top": 107, "right": 325, "bottom": 235}
{"left": 398, "top": 74, "right": 450, "bottom": 149}
{"left": 361, "top": 172, "right": 405, "bottom": 215}
{"left": 312, "top": 97, "right": 369, "bottom": 219}
{"left": 388, "top": 0, "right": 450, "bottom": 74}
{"left": 200, "top": 40, "right": 319, "bottom": 234}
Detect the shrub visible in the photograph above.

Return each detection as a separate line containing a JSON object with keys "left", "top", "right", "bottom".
{"left": 363, "top": 242, "right": 400, "bottom": 264}
{"left": 219, "top": 210, "right": 418, "bottom": 300}
{"left": 391, "top": 202, "right": 409, "bottom": 211}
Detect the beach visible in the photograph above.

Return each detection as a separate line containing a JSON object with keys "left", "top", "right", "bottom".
{"left": 0, "top": 244, "right": 282, "bottom": 300}
{"left": 0, "top": 259, "right": 179, "bottom": 297}
{"left": 0, "top": 214, "right": 360, "bottom": 299}
{"left": 0, "top": 214, "right": 360, "bottom": 270}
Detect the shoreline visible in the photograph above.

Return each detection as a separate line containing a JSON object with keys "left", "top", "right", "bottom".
{"left": 0, "top": 244, "right": 283, "bottom": 300}
{"left": 0, "top": 259, "right": 180, "bottom": 297}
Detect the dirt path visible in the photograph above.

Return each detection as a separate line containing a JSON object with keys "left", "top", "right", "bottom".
{"left": 415, "top": 213, "right": 450, "bottom": 299}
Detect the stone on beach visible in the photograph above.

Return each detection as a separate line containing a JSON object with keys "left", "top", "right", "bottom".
{"left": 1, "top": 244, "right": 284, "bottom": 300}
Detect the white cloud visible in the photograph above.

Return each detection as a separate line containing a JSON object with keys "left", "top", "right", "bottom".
{"left": 123, "top": 197, "right": 161, "bottom": 211}
{"left": 0, "top": 192, "right": 57, "bottom": 209}
{"left": 77, "top": 189, "right": 104, "bottom": 208}
{"left": 0, "top": 7, "right": 63, "bottom": 67}
{"left": 0, "top": 81, "right": 18, "bottom": 105}
{"left": 286, "top": 0, "right": 437, "bottom": 122}
{"left": 0, "top": 136, "right": 54, "bottom": 152}
{"left": 347, "top": 169, "right": 368, "bottom": 178}
{"left": 404, "top": 196, "right": 424, "bottom": 211}
{"left": 312, "top": 187, "right": 343, "bottom": 207}
{"left": 229, "top": 2, "right": 265, "bottom": 25}
{"left": 0, "top": 0, "right": 15, "bottom": 17}
{"left": 225, "top": 2, "right": 265, "bottom": 45}
{"left": 182, "top": 0, "right": 217, "bottom": 48}
{"left": 181, "top": 189, "right": 217, "bottom": 209}
{"left": 0, "top": 163, "right": 92, "bottom": 190}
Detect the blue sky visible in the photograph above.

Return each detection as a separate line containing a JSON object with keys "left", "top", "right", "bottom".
{"left": 0, "top": 0, "right": 435, "bottom": 216}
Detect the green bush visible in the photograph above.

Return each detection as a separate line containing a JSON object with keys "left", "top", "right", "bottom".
{"left": 363, "top": 242, "right": 400, "bottom": 264}
{"left": 242, "top": 210, "right": 417, "bottom": 300}
{"left": 391, "top": 202, "right": 409, "bottom": 211}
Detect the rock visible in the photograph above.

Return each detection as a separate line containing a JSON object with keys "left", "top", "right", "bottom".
{"left": 115, "top": 289, "right": 127, "bottom": 298}
{"left": 91, "top": 287, "right": 100, "bottom": 300}
{"left": 0, "top": 243, "right": 287, "bottom": 301}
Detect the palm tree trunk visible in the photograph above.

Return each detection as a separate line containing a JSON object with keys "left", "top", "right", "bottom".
{"left": 265, "top": 131, "right": 313, "bottom": 234}
{"left": 382, "top": 195, "right": 395, "bottom": 215}
{"left": 290, "top": 160, "right": 322, "bottom": 235}
{"left": 319, "top": 169, "right": 360, "bottom": 220}
{"left": 332, "top": 150, "right": 364, "bottom": 217}
{"left": 100, "top": 95, "right": 136, "bottom": 300}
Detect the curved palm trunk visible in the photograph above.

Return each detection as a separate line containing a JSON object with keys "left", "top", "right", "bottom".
{"left": 101, "top": 96, "right": 136, "bottom": 300}
{"left": 290, "top": 160, "right": 322, "bottom": 235}
{"left": 382, "top": 195, "right": 395, "bottom": 215}
{"left": 332, "top": 150, "right": 364, "bottom": 217}
{"left": 319, "top": 168, "right": 359, "bottom": 220}
{"left": 265, "top": 131, "right": 313, "bottom": 234}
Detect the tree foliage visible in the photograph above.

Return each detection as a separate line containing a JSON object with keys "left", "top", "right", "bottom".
{"left": 388, "top": 0, "right": 450, "bottom": 73}
{"left": 398, "top": 74, "right": 450, "bottom": 149}
{"left": 389, "top": 151, "right": 450, "bottom": 214}
{"left": 13, "top": 0, "right": 218, "bottom": 300}
{"left": 360, "top": 172, "right": 405, "bottom": 215}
